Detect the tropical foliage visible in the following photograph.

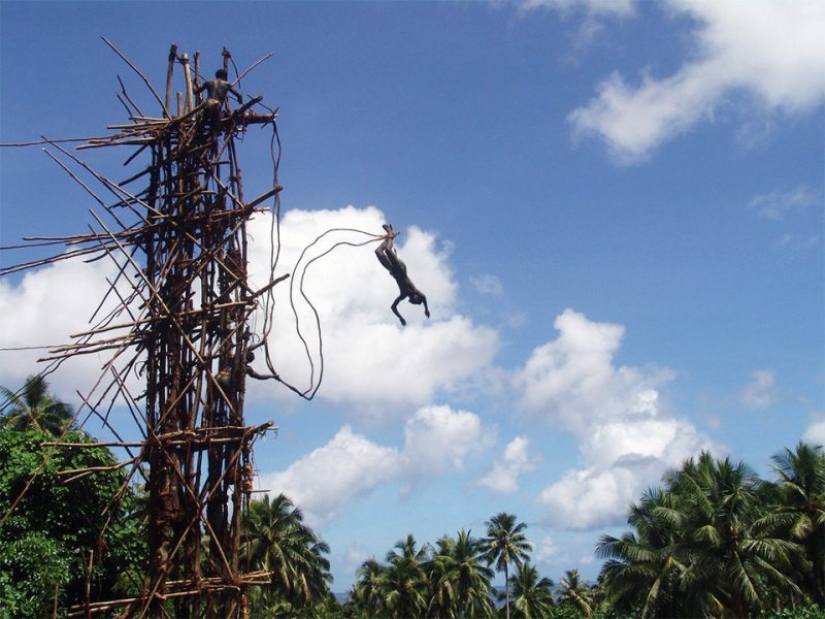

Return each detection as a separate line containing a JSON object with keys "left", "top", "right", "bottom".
{"left": 597, "top": 446, "right": 825, "bottom": 618}
{"left": 507, "top": 561, "right": 555, "bottom": 619}
{"left": 1, "top": 374, "right": 822, "bottom": 619}
{"left": 347, "top": 519, "right": 538, "bottom": 618}
{"left": 766, "top": 443, "right": 825, "bottom": 608}
{"left": 242, "top": 493, "right": 333, "bottom": 617}
{"left": 557, "top": 569, "right": 593, "bottom": 618}
{"left": 0, "top": 430, "right": 144, "bottom": 618}
{"left": 351, "top": 534, "right": 465, "bottom": 618}
{"left": 430, "top": 529, "right": 495, "bottom": 618}
{"left": 483, "top": 512, "right": 533, "bottom": 619}
{"left": 0, "top": 374, "right": 75, "bottom": 435}
{"left": 342, "top": 443, "right": 824, "bottom": 619}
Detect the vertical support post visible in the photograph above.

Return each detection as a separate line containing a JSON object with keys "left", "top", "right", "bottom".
{"left": 165, "top": 44, "right": 177, "bottom": 119}
{"left": 181, "top": 53, "right": 194, "bottom": 114}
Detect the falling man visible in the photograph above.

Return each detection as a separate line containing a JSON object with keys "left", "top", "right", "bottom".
{"left": 375, "top": 224, "right": 430, "bottom": 326}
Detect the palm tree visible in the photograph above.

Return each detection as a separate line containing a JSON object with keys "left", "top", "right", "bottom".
{"left": 556, "top": 569, "right": 593, "bottom": 618}
{"left": 293, "top": 535, "right": 332, "bottom": 609}
{"left": 428, "top": 529, "right": 494, "bottom": 618}
{"left": 242, "top": 493, "right": 332, "bottom": 615}
{"left": 428, "top": 535, "right": 459, "bottom": 617}
{"left": 482, "top": 513, "right": 532, "bottom": 619}
{"left": 0, "top": 374, "right": 74, "bottom": 435}
{"left": 600, "top": 452, "right": 804, "bottom": 618}
{"left": 382, "top": 534, "right": 430, "bottom": 618}
{"left": 351, "top": 558, "right": 386, "bottom": 617}
{"left": 667, "top": 452, "right": 802, "bottom": 618}
{"left": 507, "top": 561, "right": 554, "bottom": 619}
{"left": 764, "top": 442, "right": 825, "bottom": 609}
{"left": 597, "top": 487, "right": 687, "bottom": 618}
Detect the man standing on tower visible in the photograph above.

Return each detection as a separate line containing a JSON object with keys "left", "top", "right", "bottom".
{"left": 198, "top": 69, "right": 243, "bottom": 140}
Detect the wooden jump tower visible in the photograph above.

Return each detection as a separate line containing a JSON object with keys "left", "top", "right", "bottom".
{"left": 4, "top": 44, "right": 284, "bottom": 617}
{"left": 128, "top": 47, "right": 278, "bottom": 618}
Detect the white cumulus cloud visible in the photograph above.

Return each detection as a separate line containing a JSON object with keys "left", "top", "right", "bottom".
{"left": 0, "top": 256, "right": 137, "bottom": 403}
{"left": 512, "top": 309, "right": 714, "bottom": 529}
{"left": 402, "top": 405, "right": 495, "bottom": 479}
{"left": 563, "top": 0, "right": 825, "bottom": 161}
{"left": 802, "top": 414, "right": 825, "bottom": 447}
{"left": 477, "top": 436, "right": 538, "bottom": 494}
{"left": 514, "top": 309, "right": 672, "bottom": 431}
{"left": 259, "top": 404, "right": 494, "bottom": 528}
{"left": 258, "top": 425, "right": 403, "bottom": 529}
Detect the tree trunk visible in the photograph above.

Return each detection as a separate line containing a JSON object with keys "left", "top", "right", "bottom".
{"left": 504, "top": 563, "right": 510, "bottom": 619}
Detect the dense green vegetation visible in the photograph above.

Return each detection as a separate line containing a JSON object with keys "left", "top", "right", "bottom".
{"left": 338, "top": 445, "right": 825, "bottom": 619}
{"left": 242, "top": 492, "right": 333, "bottom": 616}
{"left": 0, "top": 376, "right": 143, "bottom": 618}
{"left": 0, "top": 430, "right": 145, "bottom": 618}
{"left": 597, "top": 446, "right": 825, "bottom": 619}
{"left": 1, "top": 375, "right": 823, "bottom": 618}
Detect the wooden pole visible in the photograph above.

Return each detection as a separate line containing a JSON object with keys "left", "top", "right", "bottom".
{"left": 181, "top": 53, "right": 194, "bottom": 114}
{"left": 165, "top": 44, "right": 177, "bottom": 118}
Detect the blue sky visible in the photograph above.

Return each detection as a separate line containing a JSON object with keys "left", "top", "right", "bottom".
{"left": 1, "top": 0, "right": 823, "bottom": 591}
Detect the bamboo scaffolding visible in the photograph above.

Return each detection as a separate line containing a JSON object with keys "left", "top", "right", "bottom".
{"left": 1, "top": 44, "right": 286, "bottom": 618}
{"left": 43, "top": 441, "right": 146, "bottom": 448}
{"left": 66, "top": 570, "right": 276, "bottom": 618}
